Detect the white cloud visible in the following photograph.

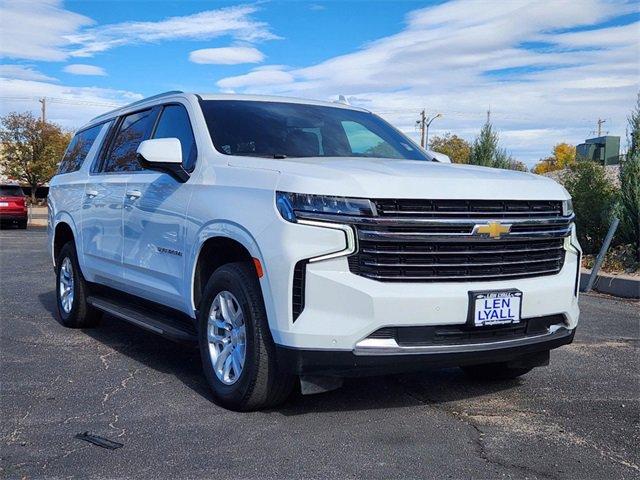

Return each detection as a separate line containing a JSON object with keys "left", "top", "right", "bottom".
{"left": 63, "top": 64, "right": 107, "bottom": 76}
{"left": 217, "top": 0, "right": 639, "bottom": 164}
{"left": 189, "top": 46, "right": 264, "bottom": 65}
{"left": 68, "top": 4, "right": 279, "bottom": 57}
{"left": 0, "top": 64, "right": 57, "bottom": 82}
{"left": 217, "top": 67, "right": 294, "bottom": 89}
{"left": 0, "top": 2, "right": 277, "bottom": 61}
{"left": 0, "top": 0, "right": 93, "bottom": 61}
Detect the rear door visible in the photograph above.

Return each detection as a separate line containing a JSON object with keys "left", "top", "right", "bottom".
{"left": 122, "top": 103, "right": 197, "bottom": 309}
{"left": 81, "top": 109, "right": 156, "bottom": 287}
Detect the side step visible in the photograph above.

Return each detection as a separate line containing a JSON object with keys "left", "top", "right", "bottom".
{"left": 87, "top": 295, "right": 198, "bottom": 343}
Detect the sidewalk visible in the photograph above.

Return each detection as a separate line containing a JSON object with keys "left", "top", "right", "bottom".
{"left": 28, "top": 206, "right": 48, "bottom": 228}
{"left": 580, "top": 269, "right": 640, "bottom": 299}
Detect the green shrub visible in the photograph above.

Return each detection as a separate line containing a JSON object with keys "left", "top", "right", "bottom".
{"left": 618, "top": 152, "right": 640, "bottom": 260}
{"left": 563, "top": 162, "right": 618, "bottom": 254}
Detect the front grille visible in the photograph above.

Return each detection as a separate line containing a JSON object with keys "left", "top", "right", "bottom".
{"left": 349, "top": 238, "right": 566, "bottom": 282}
{"left": 345, "top": 199, "right": 571, "bottom": 282}
{"left": 374, "top": 199, "right": 562, "bottom": 218}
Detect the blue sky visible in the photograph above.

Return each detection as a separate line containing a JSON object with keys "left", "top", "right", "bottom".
{"left": 1, "top": 0, "right": 638, "bottom": 165}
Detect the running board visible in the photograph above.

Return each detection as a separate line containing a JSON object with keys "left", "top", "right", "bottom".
{"left": 87, "top": 295, "right": 198, "bottom": 343}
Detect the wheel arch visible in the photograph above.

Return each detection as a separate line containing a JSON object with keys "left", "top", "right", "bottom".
{"left": 189, "top": 221, "right": 273, "bottom": 321}
{"left": 51, "top": 215, "right": 79, "bottom": 268}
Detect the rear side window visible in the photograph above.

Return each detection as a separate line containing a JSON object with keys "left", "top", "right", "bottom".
{"left": 58, "top": 123, "right": 104, "bottom": 174}
{"left": 0, "top": 185, "right": 24, "bottom": 197}
{"left": 103, "top": 109, "right": 154, "bottom": 173}
{"left": 152, "top": 104, "right": 198, "bottom": 172}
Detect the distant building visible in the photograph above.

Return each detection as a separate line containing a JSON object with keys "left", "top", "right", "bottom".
{"left": 576, "top": 136, "right": 621, "bottom": 165}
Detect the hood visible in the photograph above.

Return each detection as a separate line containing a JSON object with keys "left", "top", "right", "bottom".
{"left": 227, "top": 156, "right": 569, "bottom": 201}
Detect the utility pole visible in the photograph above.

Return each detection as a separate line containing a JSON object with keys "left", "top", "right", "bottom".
{"left": 38, "top": 97, "right": 46, "bottom": 124}
{"left": 416, "top": 110, "right": 442, "bottom": 149}
{"left": 417, "top": 109, "right": 426, "bottom": 148}
{"left": 596, "top": 118, "right": 606, "bottom": 137}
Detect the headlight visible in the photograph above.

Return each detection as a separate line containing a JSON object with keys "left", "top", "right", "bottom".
{"left": 276, "top": 191, "right": 374, "bottom": 222}
{"left": 562, "top": 199, "right": 573, "bottom": 216}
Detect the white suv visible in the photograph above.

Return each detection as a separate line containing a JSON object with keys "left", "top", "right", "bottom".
{"left": 48, "top": 91, "right": 581, "bottom": 410}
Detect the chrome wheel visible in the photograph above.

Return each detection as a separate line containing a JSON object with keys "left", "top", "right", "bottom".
{"left": 59, "top": 257, "right": 74, "bottom": 314}
{"left": 207, "top": 291, "right": 246, "bottom": 385}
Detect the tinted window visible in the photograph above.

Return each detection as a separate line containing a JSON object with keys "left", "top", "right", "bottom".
{"left": 0, "top": 185, "right": 24, "bottom": 197}
{"left": 103, "top": 109, "right": 153, "bottom": 173}
{"left": 58, "top": 123, "right": 104, "bottom": 174}
{"left": 200, "top": 100, "right": 429, "bottom": 161}
{"left": 152, "top": 105, "right": 197, "bottom": 172}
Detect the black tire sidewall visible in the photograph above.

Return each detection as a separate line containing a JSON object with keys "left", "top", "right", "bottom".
{"left": 55, "top": 242, "right": 82, "bottom": 325}
{"left": 198, "top": 263, "right": 263, "bottom": 409}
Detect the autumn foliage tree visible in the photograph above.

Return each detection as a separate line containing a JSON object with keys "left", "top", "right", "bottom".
{"left": 532, "top": 143, "right": 576, "bottom": 174}
{"left": 0, "top": 112, "right": 71, "bottom": 202}
{"left": 428, "top": 133, "right": 471, "bottom": 164}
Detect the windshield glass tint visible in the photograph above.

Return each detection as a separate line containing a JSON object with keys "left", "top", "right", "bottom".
{"left": 200, "top": 100, "right": 429, "bottom": 161}
{"left": 0, "top": 185, "right": 24, "bottom": 197}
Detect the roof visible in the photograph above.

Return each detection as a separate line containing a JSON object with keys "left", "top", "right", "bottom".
{"left": 89, "top": 91, "right": 369, "bottom": 126}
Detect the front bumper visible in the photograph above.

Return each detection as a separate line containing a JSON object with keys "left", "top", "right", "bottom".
{"left": 277, "top": 326, "right": 575, "bottom": 376}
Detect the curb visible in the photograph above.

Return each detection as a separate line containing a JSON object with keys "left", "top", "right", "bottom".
{"left": 580, "top": 270, "right": 640, "bottom": 299}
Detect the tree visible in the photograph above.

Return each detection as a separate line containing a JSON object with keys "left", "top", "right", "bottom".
{"left": 628, "top": 92, "right": 640, "bottom": 159}
{"left": 467, "top": 119, "right": 523, "bottom": 171}
{"left": 428, "top": 133, "right": 471, "bottom": 164}
{"left": 0, "top": 112, "right": 71, "bottom": 202}
{"left": 563, "top": 161, "right": 618, "bottom": 253}
{"left": 618, "top": 95, "right": 640, "bottom": 260}
{"left": 532, "top": 143, "right": 576, "bottom": 174}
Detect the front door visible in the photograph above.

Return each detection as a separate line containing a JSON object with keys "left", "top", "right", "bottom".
{"left": 121, "top": 103, "right": 197, "bottom": 310}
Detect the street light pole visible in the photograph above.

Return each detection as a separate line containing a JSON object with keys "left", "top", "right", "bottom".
{"left": 425, "top": 113, "right": 442, "bottom": 149}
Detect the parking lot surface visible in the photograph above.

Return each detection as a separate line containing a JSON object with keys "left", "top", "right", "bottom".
{"left": 1, "top": 228, "right": 639, "bottom": 479}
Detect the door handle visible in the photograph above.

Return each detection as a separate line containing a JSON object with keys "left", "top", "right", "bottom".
{"left": 85, "top": 189, "right": 98, "bottom": 198}
{"left": 126, "top": 190, "right": 142, "bottom": 200}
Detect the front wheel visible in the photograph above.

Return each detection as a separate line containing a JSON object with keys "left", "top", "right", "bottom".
{"left": 198, "top": 262, "right": 295, "bottom": 411}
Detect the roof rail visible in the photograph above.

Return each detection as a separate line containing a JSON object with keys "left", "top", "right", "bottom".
{"left": 90, "top": 90, "right": 184, "bottom": 122}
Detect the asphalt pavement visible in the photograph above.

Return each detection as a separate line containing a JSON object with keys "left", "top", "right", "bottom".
{"left": 1, "top": 228, "right": 638, "bottom": 479}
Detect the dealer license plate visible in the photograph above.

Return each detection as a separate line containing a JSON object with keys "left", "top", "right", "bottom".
{"left": 0, "top": 202, "right": 8, "bottom": 207}
{"left": 471, "top": 290, "right": 522, "bottom": 327}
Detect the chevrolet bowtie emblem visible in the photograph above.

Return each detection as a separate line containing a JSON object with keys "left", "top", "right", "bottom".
{"left": 474, "top": 221, "right": 511, "bottom": 239}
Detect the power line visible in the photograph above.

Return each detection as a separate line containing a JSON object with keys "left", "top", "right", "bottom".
{"left": 0, "top": 96, "right": 122, "bottom": 108}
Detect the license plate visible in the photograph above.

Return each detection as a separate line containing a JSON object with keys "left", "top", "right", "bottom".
{"left": 469, "top": 290, "right": 522, "bottom": 327}
{"left": 0, "top": 202, "right": 7, "bottom": 207}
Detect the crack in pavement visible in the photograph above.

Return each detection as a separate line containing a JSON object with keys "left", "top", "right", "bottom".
{"left": 396, "top": 381, "right": 559, "bottom": 479}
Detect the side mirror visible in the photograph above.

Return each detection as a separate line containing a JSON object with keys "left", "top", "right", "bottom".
{"left": 426, "top": 150, "right": 452, "bottom": 163}
{"left": 137, "top": 138, "right": 189, "bottom": 182}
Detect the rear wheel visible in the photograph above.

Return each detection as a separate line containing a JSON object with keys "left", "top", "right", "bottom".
{"left": 198, "top": 262, "right": 294, "bottom": 411}
{"left": 55, "top": 241, "right": 101, "bottom": 328}
{"left": 18, "top": 219, "right": 27, "bottom": 229}
{"left": 462, "top": 363, "right": 533, "bottom": 381}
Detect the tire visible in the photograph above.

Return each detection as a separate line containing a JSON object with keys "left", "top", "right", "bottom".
{"left": 462, "top": 363, "right": 533, "bottom": 381}
{"left": 18, "top": 220, "right": 27, "bottom": 229}
{"left": 55, "top": 241, "right": 101, "bottom": 328}
{"left": 198, "top": 261, "right": 295, "bottom": 411}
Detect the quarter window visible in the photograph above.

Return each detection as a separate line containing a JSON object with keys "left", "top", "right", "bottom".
{"left": 58, "top": 123, "right": 104, "bottom": 174}
{"left": 103, "top": 109, "right": 154, "bottom": 173}
{"left": 152, "top": 105, "right": 198, "bottom": 172}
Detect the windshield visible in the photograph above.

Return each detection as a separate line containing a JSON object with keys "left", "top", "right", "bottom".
{"left": 0, "top": 185, "right": 24, "bottom": 197}
{"left": 200, "top": 100, "right": 430, "bottom": 161}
